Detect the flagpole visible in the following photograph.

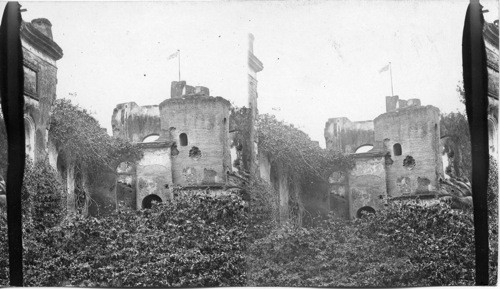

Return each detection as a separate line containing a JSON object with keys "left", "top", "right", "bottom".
{"left": 389, "top": 62, "right": 394, "bottom": 96}
{"left": 178, "top": 50, "right": 181, "bottom": 82}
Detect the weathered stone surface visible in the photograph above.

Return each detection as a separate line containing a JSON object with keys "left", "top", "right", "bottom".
{"left": 160, "top": 95, "right": 231, "bottom": 186}
{"left": 324, "top": 117, "right": 374, "bottom": 152}
{"left": 348, "top": 154, "right": 386, "bottom": 218}
{"left": 374, "top": 105, "right": 443, "bottom": 197}
{"left": 18, "top": 19, "right": 63, "bottom": 163}
{"left": 135, "top": 144, "right": 173, "bottom": 209}
{"left": 111, "top": 102, "right": 161, "bottom": 143}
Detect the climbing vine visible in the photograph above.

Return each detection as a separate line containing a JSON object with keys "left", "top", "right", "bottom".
{"left": 50, "top": 99, "right": 142, "bottom": 182}
{"left": 257, "top": 114, "right": 354, "bottom": 182}
{"left": 49, "top": 99, "right": 142, "bottom": 213}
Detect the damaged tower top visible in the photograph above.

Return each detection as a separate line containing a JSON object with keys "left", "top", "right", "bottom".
{"left": 170, "top": 81, "right": 210, "bottom": 99}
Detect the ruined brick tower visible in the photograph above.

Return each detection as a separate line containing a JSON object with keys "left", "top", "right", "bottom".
{"left": 376, "top": 96, "right": 443, "bottom": 197}
{"left": 325, "top": 96, "right": 444, "bottom": 219}
{"left": 159, "top": 87, "right": 232, "bottom": 186}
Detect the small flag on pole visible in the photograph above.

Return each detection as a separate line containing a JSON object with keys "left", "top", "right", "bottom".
{"left": 379, "top": 63, "right": 390, "bottom": 73}
{"left": 168, "top": 50, "right": 179, "bottom": 60}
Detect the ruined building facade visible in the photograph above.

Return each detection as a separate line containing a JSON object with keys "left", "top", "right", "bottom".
{"left": 325, "top": 96, "right": 444, "bottom": 218}
{"left": 112, "top": 82, "right": 232, "bottom": 209}
{"left": 16, "top": 18, "right": 63, "bottom": 164}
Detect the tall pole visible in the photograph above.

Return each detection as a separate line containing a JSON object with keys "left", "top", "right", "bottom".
{"left": 389, "top": 62, "right": 394, "bottom": 97}
{"left": 178, "top": 49, "right": 181, "bottom": 82}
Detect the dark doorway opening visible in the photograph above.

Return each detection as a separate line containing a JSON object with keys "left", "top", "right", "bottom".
{"left": 142, "top": 194, "right": 162, "bottom": 209}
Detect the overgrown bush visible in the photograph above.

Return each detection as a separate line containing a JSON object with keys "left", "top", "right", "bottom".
{"left": 248, "top": 202, "right": 477, "bottom": 287}
{"left": 22, "top": 158, "right": 65, "bottom": 229}
{"left": 49, "top": 98, "right": 141, "bottom": 213}
{"left": 258, "top": 114, "right": 354, "bottom": 182}
{"left": 0, "top": 193, "right": 248, "bottom": 287}
{"left": 488, "top": 156, "right": 498, "bottom": 285}
{"left": 246, "top": 178, "right": 279, "bottom": 242}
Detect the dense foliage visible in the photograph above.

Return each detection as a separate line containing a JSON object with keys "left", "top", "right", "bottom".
{"left": 49, "top": 99, "right": 141, "bottom": 213}
{"left": 0, "top": 158, "right": 65, "bottom": 283}
{"left": 22, "top": 158, "right": 65, "bottom": 229}
{"left": 0, "top": 193, "right": 248, "bottom": 287}
{"left": 440, "top": 111, "right": 472, "bottom": 180}
{"left": 50, "top": 99, "right": 141, "bottom": 182}
{"left": 248, "top": 203, "right": 477, "bottom": 287}
{"left": 257, "top": 114, "right": 354, "bottom": 181}
{"left": 488, "top": 156, "right": 498, "bottom": 285}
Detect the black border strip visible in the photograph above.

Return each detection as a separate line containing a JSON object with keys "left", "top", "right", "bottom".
{"left": 0, "top": 2, "right": 24, "bottom": 286}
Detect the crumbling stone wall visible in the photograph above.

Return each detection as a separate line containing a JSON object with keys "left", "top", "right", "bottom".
{"left": 17, "top": 19, "right": 63, "bottom": 163}
{"left": 385, "top": 95, "right": 421, "bottom": 112}
{"left": 116, "top": 161, "right": 137, "bottom": 210}
{"left": 159, "top": 95, "right": 231, "bottom": 186}
{"left": 135, "top": 142, "right": 173, "bottom": 209}
{"left": 111, "top": 102, "right": 161, "bottom": 143}
{"left": 170, "top": 81, "right": 209, "bottom": 99}
{"left": 328, "top": 170, "right": 349, "bottom": 219}
{"left": 375, "top": 104, "right": 443, "bottom": 197}
{"left": 324, "top": 117, "right": 374, "bottom": 153}
{"left": 348, "top": 152, "right": 387, "bottom": 218}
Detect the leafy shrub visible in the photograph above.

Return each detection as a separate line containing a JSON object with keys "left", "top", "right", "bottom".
{"left": 248, "top": 202, "right": 476, "bottom": 287}
{"left": 488, "top": 156, "right": 498, "bottom": 285}
{"left": 246, "top": 178, "right": 279, "bottom": 242}
{"left": 0, "top": 193, "right": 248, "bottom": 287}
{"left": 22, "top": 158, "right": 65, "bottom": 229}
{"left": 258, "top": 114, "right": 354, "bottom": 182}
{"left": 49, "top": 98, "right": 141, "bottom": 213}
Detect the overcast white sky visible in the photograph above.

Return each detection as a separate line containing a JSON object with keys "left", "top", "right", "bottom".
{"left": 9, "top": 0, "right": 500, "bottom": 147}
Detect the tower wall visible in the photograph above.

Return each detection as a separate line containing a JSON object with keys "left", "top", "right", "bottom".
{"left": 374, "top": 105, "right": 443, "bottom": 197}
{"left": 159, "top": 96, "right": 231, "bottom": 186}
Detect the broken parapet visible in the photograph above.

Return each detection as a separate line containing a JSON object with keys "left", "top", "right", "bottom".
{"left": 31, "top": 18, "right": 53, "bottom": 39}
{"left": 324, "top": 117, "right": 375, "bottom": 153}
{"left": 111, "top": 102, "right": 161, "bottom": 143}
{"left": 170, "top": 81, "right": 210, "bottom": 99}
{"left": 385, "top": 95, "right": 421, "bottom": 112}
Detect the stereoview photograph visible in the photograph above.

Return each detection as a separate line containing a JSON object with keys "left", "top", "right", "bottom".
{"left": 0, "top": 0, "right": 498, "bottom": 286}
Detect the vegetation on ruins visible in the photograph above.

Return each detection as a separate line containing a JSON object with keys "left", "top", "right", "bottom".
{"left": 50, "top": 99, "right": 142, "bottom": 175}
{"left": 49, "top": 99, "right": 142, "bottom": 212}
{"left": 0, "top": 96, "right": 496, "bottom": 286}
{"left": 440, "top": 111, "right": 472, "bottom": 180}
{"left": 257, "top": 114, "right": 354, "bottom": 181}
{"left": 248, "top": 202, "right": 477, "bottom": 286}
{"left": 21, "top": 158, "right": 66, "bottom": 229}
{"left": 0, "top": 192, "right": 248, "bottom": 286}
{"left": 246, "top": 156, "right": 498, "bottom": 287}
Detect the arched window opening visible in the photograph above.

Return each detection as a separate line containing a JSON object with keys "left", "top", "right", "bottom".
{"left": 356, "top": 206, "right": 375, "bottom": 218}
{"left": 179, "top": 133, "right": 188, "bottom": 146}
{"left": 142, "top": 194, "right": 162, "bottom": 209}
{"left": 393, "top": 143, "right": 402, "bottom": 156}
{"left": 355, "top": 144, "right": 373, "bottom": 153}
{"left": 142, "top": 134, "right": 160, "bottom": 143}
